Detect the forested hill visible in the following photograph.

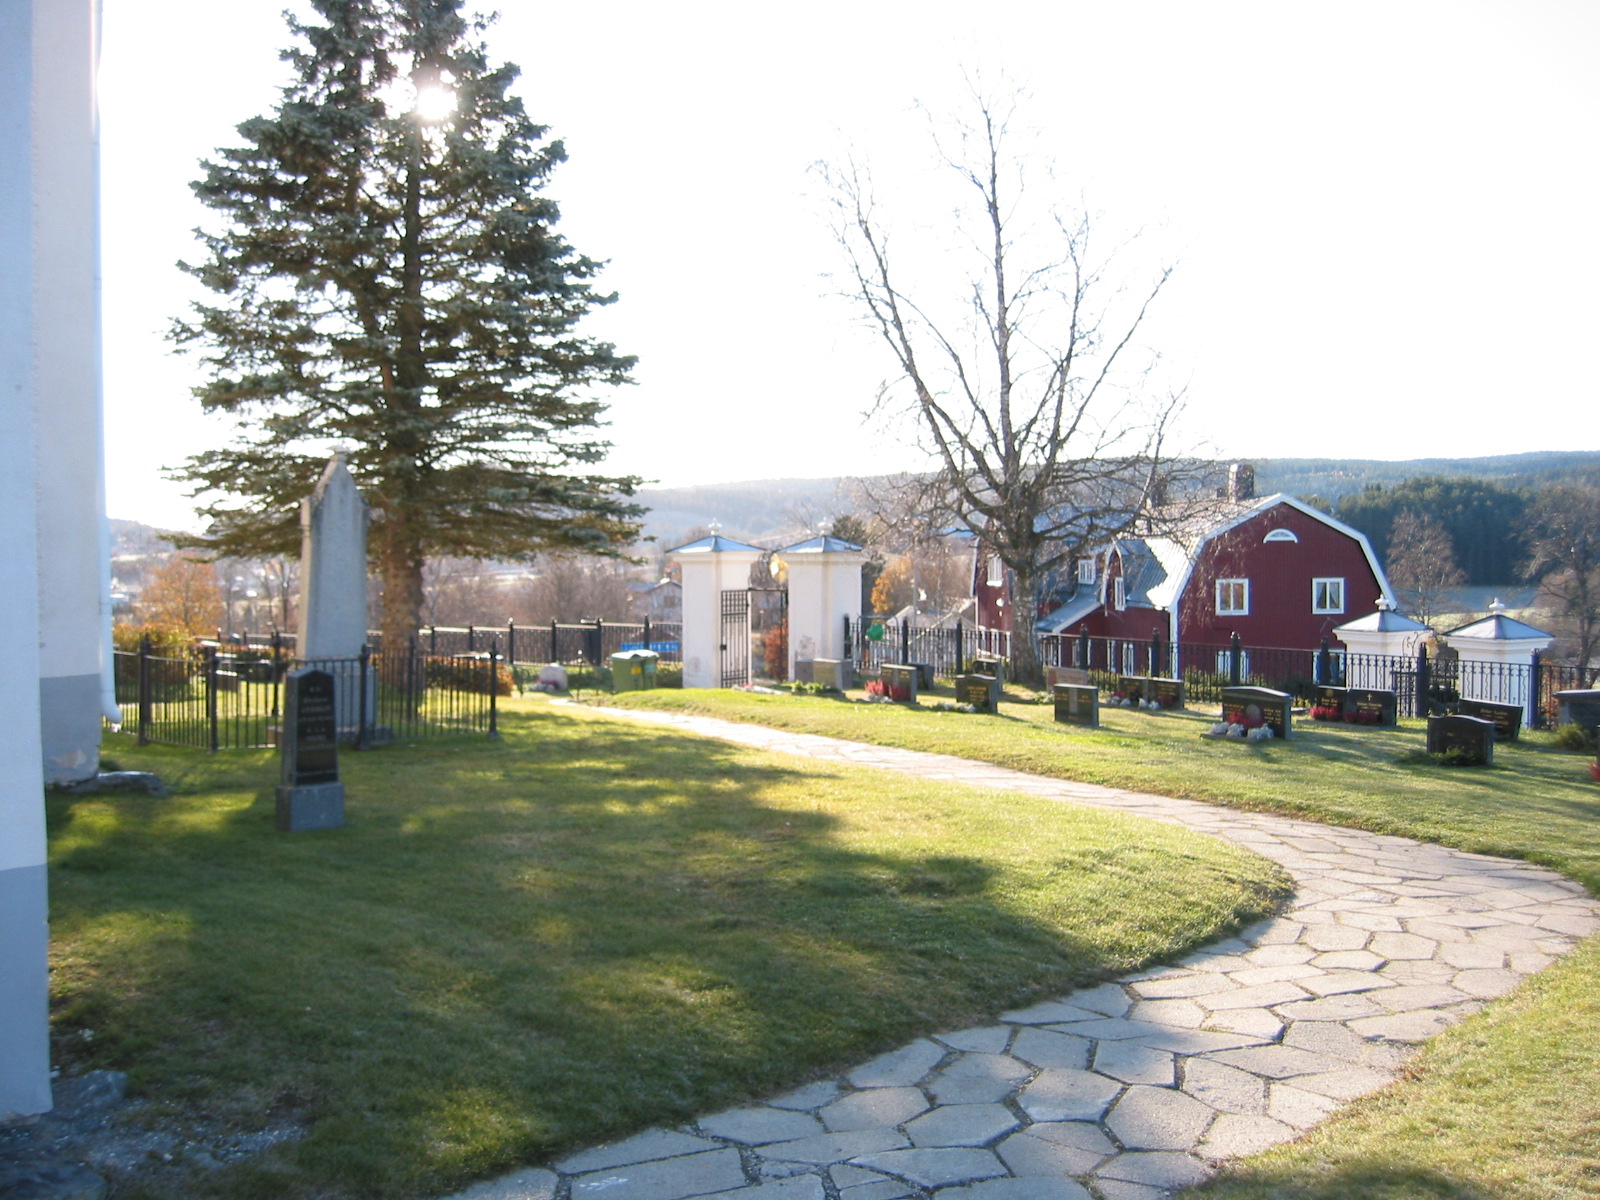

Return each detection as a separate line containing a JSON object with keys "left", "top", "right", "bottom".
{"left": 1251, "top": 450, "right": 1600, "bottom": 505}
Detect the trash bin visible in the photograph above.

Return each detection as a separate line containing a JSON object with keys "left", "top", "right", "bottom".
{"left": 609, "top": 649, "right": 659, "bottom": 692}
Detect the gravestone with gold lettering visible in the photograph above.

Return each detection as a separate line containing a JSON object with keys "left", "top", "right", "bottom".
{"left": 276, "top": 668, "right": 345, "bottom": 832}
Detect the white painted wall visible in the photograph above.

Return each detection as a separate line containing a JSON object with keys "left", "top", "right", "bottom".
{"left": 34, "top": 0, "right": 108, "bottom": 785}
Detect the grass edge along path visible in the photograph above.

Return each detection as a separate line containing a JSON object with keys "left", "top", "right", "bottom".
{"left": 49, "top": 704, "right": 1288, "bottom": 1200}
{"left": 597, "top": 689, "right": 1600, "bottom": 1200}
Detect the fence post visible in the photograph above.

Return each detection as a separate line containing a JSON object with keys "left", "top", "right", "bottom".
{"left": 507, "top": 620, "right": 517, "bottom": 666}
{"left": 843, "top": 615, "right": 853, "bottom": 665}
{"left": 488, "top": 648, "right": 501, "bottom": 740}
{"left": 205, "top": 644, "right": 219, "bottom": 754}
{"left": 1415, "top": 644, "right": 1431, "bottom": 719}
{"left": 1529, "top": 648, "right": 1543, "bottom": 729}
{"left": 953, "top": 619, "right": 963, "bottom": 676}
{"left": 1228, "top": 632, "right": 1242, "bottom": 686}
{"left": 356, "top": 644, "right": 373, "bottom": 750}
{"left": 429, "top": 624, "right": 438, "bottom": 654}
{"left": 549, "top": 618, "right": 558, "bottom": 663}
{"left": 137, "top": 633, "right": 152, "bottom": 745}
{"left": 643, "top": 616, "right": 652, "bottom": 652}
{"left": 901, "top": 618, "right": 911, "bottom": 664}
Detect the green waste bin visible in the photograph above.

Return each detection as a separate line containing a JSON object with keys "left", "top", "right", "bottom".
{"left": 609, "top": 649, "right": 659, "bottom": 692}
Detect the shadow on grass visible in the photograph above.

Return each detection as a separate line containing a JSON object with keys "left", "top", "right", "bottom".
{"left": 43, "top": 704, "right": 1283, "bottom": 1200}
{"left": 1193, "top": 1159, "right": 1497, "bottom": 1200}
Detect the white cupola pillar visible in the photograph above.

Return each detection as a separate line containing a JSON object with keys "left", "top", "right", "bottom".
{"left": 775, "top": 533, "right": 868, "bottom": 680}
{"left": 1439, "top": 600, "right": 1555, "bottom": 723}
{"left": 1333, "top": 600, "right": 1432, "bottom": 690}
{"left": 668, "top": 528, "right": 765, "bottom": 688}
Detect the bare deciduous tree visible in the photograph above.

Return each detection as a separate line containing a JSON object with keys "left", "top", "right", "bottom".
{"left": 1523, "top": 484, "right": 1600, "bottom": 679}
{"left": 1386, "top": 510, "right": 1465, "bottom": 626}
{"left": 821, "top": 91, "right": 1192, "bottom": 683}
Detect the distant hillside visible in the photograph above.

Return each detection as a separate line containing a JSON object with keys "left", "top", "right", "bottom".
{"left": 634, "top": 477, "right": 850, "bottom": 545}
{"left": 1252, "top": 451, "right": 1600, "bottom": 505}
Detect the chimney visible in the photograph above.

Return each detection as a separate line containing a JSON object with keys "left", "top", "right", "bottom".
{"left": 1228, "top": 462, "right": 1255, "bottom": 502}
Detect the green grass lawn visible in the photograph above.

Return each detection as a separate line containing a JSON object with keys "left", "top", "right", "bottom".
{"left": 51, "top": 705, "right": 1287, "bottom": 1200}
{"left": 602, "top": 686, "right": 1600, "bottom": 1200}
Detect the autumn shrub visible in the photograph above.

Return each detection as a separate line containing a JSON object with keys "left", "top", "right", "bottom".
{"left": 424, "top": 656, "right": 515, "bottom": 696}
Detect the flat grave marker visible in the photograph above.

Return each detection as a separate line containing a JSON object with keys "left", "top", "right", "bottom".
{"left": 1458, "top": 697, "right": 1523, "bottom": 741}
{"left": 276, "top": 668, "right": 345, "bottom": 832}
{"left": 1427, "top": 714, "right": 1496, "bottom": 765}
{"left": 1053, "top": 684, "right": 1099, "bottom": 728}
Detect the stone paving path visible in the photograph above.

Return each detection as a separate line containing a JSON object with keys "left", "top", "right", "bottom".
{"left": 445, "top": 709, "right": 1600, "bottom": 1200}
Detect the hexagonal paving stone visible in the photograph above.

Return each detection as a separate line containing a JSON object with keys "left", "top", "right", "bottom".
{"left": 1092, "top": 1041, "right": 1175, "bottom": 1087}
{"left": 1267, "top": 1083, "right": 1342, "bottom": 1130}
{"left": 1244, "top": 943, "right": 1317, "bottom": 967}
{"left": 1128, "top": 973, "right": 1238, "bottom": 1000}
{"left": 1195, "top": 1113, "right": 1301, "bottom": 1160}
{"left": 1017, "top": 1068, "right": 1122, "bottom": 1123}
{"left": 1203, "top": 1008, "right": 1284, "bottom": 1039}
{"left": 847, "top": 1041, "right": 947, "bottom": 1088}
{"left": 1451, "top": 969, "right": 1522, "bottom": 998}
{"left": 1288, "top": 1067, "right": 1395, "bottom": 1101}
{"left": 1180, "top": 1058, "right": 1266, "bottom": 1115}
{"left": 904, "top": 1104, "right": 1020, "bottom": 1148}
{"left": 764, "top": 1129, "right": 911, "bottom": 1165}
{"left": 1070, "top": 982, "right": 1134, "bottom": 1017}
{"left": 1091, "top": 1182, "right": 1169, "bottom": 1200}
{"left": 1301, "top": 925, "right": 1372, "bottom": 952}
{"left": 927, "top": 1054, "right": 1033, "bottom": 1105}
{"left": 770, "top": 1082, "right": 842, "bottom": 1112}
{"left": 570, "top": 1149, "right": 747, "bottom": 1200}
{"left": 1092, "top": 1150, "right": 1212, "bottom": 1188}
{"left": 1346, "top": 1010, "right": 1457, "bottom": 1043}
{"left": 445, "top": 1167, "right": 557, "bottom": 1200}
{"left": 1197, "top": 982, "right": 1312, "bottom": 1011}
{"left": 848, "top": 1148, "right": 1008, "bottom": 1190}
{"left": 1296, "top": 970, "right": 1395, "bottom": 997}
{"left": 995, "top": 1128, "right": 1109, "bottom": 1178}
{"left": 1127, "top": 998, "right": 1207, "bottom": 1028}
{"left": 1436, "top": 943, "right": 1506, "bottom": 970}
{"left": 999, "top": 1001, "right": 1099, "bottom": 1025}
{"left": 1104, "top": 1086, "right": 1215, "bottom": 1151}
{"left": 935, "top": 1027, "right": 1012, "bottom": 1055}
{"left": 1371, "top": 984, "right": 1473, "bottom": 1013}
{"left": 1023, "top": 1121, "right": 1115, "bottom": 1156}
{"left": 1272, "top": 994, "right": 1388, "bottom": 1022}
{"left": 1224, "top": 964, "right": 1323, "bottom": 988}
{"left": 1309, "top": 950, "right": 1385, "bottom": 971}
{"left": 821, "top": 1088, "right": 929, "bottom": 1133}
{"left": 700, "top": 1108, "right": 826, "bottom": 1145}
{"left": 935, "top": 1178, "right": 1094, "bottom": 1200}
{"left": 1010, "top": 1027, "right": 1092, "bottom": 1070}
{"left": 1208, "top": 1045, "right": 1347, "bottom": 1080}
{"left": 557, "top": 1131, "right": 722, "bottom": 1174}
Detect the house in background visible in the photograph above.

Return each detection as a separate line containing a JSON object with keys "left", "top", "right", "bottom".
{"left": 976, "top": 485, "right": 1394, "bottom": 656}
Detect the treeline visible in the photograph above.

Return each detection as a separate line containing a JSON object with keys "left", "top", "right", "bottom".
{"left": 1330, "top": 474, "right": 1597, "bottom": 585}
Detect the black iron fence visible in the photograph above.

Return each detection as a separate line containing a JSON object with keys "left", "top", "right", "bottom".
{"left": 109, "top": 638, "right": 500, "bottom": 751}
{"left": 846, "top": 617, "right": 1011, "bottom": 679}
{"left": 203, "top": 621, "right": 685, "bottom": 667}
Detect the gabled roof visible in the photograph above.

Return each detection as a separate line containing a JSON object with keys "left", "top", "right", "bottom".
{"left": 776, "top": 535, "right": 864, "bottom": 555}
{"left": 1038, "top": 592, "right": 1101, "bottom": 634}
{"left": 1442, "top": 611, "right": 1555, "bottom": 642}
{"left": 1334, "top": 606, "right": 1430, "bottom": 635}
{"left": 668, "top": 534, "right": 765, "bottom": 555}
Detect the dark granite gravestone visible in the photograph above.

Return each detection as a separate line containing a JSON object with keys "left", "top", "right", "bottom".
{"left": 1220, "top": 686, "right": 1294, "bottom": 739}
{"left": 1312, "top": 685, "right": 1347, "bottom": 719}
{"left": 1145, "top": 677, "right": 1185, "bottom": 709}
{"left": 1116, "top": 675, "right": 1146, "bottom": 702}
{"left": 881, "top": 663, "right": 919, "bottom": 703}
{"left": 1555, "top": 689, "right": 1600, "bottom": 739}
{"left": 1046, "top": 666, "right": 1091, "bottom": 688}
{"left": 971, "top": 656, "right": 1006, "bottom": 686}
{"left": 957, "top": 673, "right": 1000, "bottom": 714}
{"left": 792, "top": 659, "right": 815, "bottom": 685}
{"left": 1348, "top": 687, "right": 1399, "bottom": 727}
{"left": 276, "top": 668, "right": 345, "bottom": 832}
{"left": 811, "top": 659, "right": 850, "bottom": 690}
{"left": 1053, "top": 684, "right": 1100, "bottom": 728}
{"left": 1459, "top": 697, "right": 1523, "bottom": 741}
{"left": 911, "top": 662, "right": 935, "bottom": 690}
{"left": 1427, "top": 714, "right": 1496, "bottom": 765}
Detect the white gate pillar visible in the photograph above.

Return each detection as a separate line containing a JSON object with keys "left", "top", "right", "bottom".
{"left": 1333, "top": 601, "right": 1431, "bottom": 691}
{"left": 669, "top": 533, "right": 764, "bottom": 689}
{"left": 776, "top": 535, "right": 867, "bottom": 679}
{"left": 1440, "top": 601, "right": 1555, "bottom": 723}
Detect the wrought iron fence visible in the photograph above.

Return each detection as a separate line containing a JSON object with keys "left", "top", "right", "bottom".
{"left": 109, "top": 639, "right": 500, "bottom": 751}
{"left": 417, "top": 621, "right": 683, "bottom": 666}
{"left": 846, "top": 617, "right": 1011, "bottom": 679}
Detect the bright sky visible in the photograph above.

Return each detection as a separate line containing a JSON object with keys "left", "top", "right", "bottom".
{"left": 99, "top": 0, "right": 1599, "bottom": 531}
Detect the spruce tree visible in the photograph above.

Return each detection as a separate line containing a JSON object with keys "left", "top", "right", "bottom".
{"left": 172, "top": 0, "right": 642, "bottom": 654}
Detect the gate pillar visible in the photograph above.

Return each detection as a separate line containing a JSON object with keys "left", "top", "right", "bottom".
{"left": 669, "top": 532, "right": 765, "bottom": 689}
{"left": 776, "top": 534, "right": 868, "bottom": 681}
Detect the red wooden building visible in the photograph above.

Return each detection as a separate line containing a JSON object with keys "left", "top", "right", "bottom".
{"left": 976, "top": 494, "right": 1394, "bottom": 654}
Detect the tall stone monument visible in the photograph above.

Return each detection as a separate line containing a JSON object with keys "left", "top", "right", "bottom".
{"left": 295, "top": 456, "right": 376, "bottom": 735}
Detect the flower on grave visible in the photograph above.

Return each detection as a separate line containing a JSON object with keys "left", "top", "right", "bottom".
{"left": 889, "top": 684, "right": 911, "bottom": 702}
{"left": 956, "top": 702, "right": 978, "bottom": 713}
{"left": 1226, "top": 723, "right": 1246, "bottom": 739}
{"left": 1209, "top": 722, "right": 1230, "bottom": 735}
{"left": 1247, "top": 724, "right": 1275, "bottom": 742}
{"left": 1589, "top": 759, "right": 1599, "bottom": 783}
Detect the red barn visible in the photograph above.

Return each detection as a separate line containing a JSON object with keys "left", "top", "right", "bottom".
{"left": 979, "top": 494, "right": 1394, "bottom": 653}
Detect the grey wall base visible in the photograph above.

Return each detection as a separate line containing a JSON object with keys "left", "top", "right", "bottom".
{"left": 0, "top": 863, "right": 52, "bottom": 1118}
{"left": 276, "top": 783, "right": 346, "bottom": 832}
{"left": 39, "top": 672, "right": 101, "bottom": 785}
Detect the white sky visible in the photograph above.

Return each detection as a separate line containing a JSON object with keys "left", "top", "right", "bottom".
{"left": 99, "top": 0, "right": 1600, "bottom": 531}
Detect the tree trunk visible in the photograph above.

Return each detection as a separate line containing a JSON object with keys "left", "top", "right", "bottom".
{"left": 1008, "top": 566, "right": 1044, "bottom": 687}
{"left": 376, "top": 520, "right": 425, "bottom": 686}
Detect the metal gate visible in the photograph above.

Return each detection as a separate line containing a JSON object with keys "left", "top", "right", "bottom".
{"left": 720, "top": 589, "right": 750, "bottom": 687}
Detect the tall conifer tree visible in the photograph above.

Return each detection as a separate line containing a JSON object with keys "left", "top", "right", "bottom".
{"left": 172, "top": 0, "right": 641, "bottom": 653}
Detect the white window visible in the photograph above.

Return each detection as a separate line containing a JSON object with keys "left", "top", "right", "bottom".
{"left": 1263, "top": 529, "right": 1299, "bottom": 543}
{"left": 1216, "top": 579, "right": 1249, "bottom": 615}
{"left": 1113, "top": 576, "right": 1126, "bottom": 610}
{"left": 1121, "top": 641, "right": 1138, "bottom": 674}
{"left": 1313, "top": 577, "right": 1345, "bottom": 614}
{"left": 1216, "top": 649, "right": 1252, "bottom": 677}
{"left": 1077, "top": 557, "right": 1097, "bottom": 585}
{"left": 986, "top": 555, "right": 1004, "bottom": 587}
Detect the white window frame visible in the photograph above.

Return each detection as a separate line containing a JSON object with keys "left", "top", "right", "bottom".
{"left": 1077, "top": 557, "right": 1097, "bottom": 585}
{"left": 1112, "top": 576, "right": 1127, "bottom": 610}
{"left": 1312, "top": 577, "right": 1345, "bottom": 614}
{"left": 1216, "top": 578, "right": 1249, "bottom": 615}
{"left": 986, "top": 555, "right": 1004, "bottom": 587}
{"left": 1121, "top": 641, "right": 1138, "bottom": 674}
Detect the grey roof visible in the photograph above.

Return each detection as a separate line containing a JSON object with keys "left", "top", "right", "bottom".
{"left": 1442, "top": 612, "right": 1555, "bottom": 642}
{"left": 1334, "top": 608, "right": 1431, "bottom": 635}
{"left": 776, "top": 535, "right": 864, "bottom": 554}
{"left": 669, "top": 534, "right": 766, "bottom": 555}
{"left": 1038, "top": 592, "right": 1102, "bottom": 634}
